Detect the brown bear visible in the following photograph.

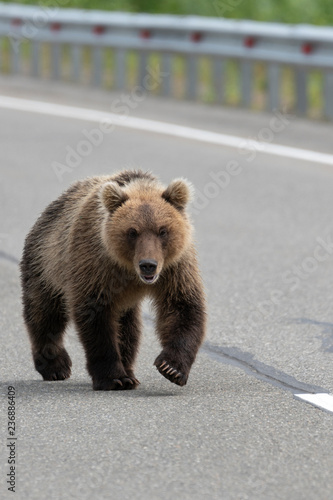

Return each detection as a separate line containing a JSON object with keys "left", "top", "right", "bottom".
{"left": 20, "top": 170, "right": 206, "bottom": 390}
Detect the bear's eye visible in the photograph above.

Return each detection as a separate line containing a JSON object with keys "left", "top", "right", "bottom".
{"left": 128, "top": 228, "right": 138, "bottom": 239}
{"left": 159, "top": 227, "right": 168, "bottom": 237}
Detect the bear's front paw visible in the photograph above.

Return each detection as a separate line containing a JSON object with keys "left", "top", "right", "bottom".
{"left": 34, "top": 348, "right": 72, "bottom": 381}
{"left": 93, "top": 375, "right": 140, "bottom": 391}
{"left": 154, "top": 357, "right": 188, "bottom": 387}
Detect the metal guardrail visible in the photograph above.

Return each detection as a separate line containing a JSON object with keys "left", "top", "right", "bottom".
{"left": 1, "top": 3, "right": 333, "bottom": 119}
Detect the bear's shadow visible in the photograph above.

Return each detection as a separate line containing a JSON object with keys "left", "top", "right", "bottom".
{"left": 3, "top": 379, "right": 181, "bottom": 398}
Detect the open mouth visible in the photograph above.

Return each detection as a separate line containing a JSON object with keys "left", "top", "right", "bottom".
{"left": 140, "top": 274, "right": 159, "bottom": 285}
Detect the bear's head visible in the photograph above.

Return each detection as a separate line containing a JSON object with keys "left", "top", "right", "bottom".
{"left": 100, "top": 177, "right": 193, "bottom": 284}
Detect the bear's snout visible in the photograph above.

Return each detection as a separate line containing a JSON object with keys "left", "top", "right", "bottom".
{"left": 139, "top": 259, "right": 157, "bottom": 275}
{"left": 138, "top": 258, "right": 159, "bottom": 284}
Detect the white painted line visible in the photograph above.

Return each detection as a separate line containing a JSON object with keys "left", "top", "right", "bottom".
{"left": 294, "top": 393, "right": 333, "bottom": 414}
{"left": 1, "top": 95, "right": 333, "bottom": 166}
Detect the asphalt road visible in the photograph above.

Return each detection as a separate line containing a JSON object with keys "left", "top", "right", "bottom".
{"left": 1, "top": 76, "right": 333, "bottom": 500}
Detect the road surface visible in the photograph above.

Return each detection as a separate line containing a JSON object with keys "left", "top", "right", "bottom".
{"left": 1, "top": 76, "right": 333, "bottom": 500}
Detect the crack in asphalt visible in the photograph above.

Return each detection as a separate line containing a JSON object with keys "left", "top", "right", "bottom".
{"left": 201, "top": 341, "right": 328, "bottom": 395}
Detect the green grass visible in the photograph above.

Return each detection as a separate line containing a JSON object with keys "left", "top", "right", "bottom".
{"left": 3, "top": 0, "right": 333, "bottom": 26}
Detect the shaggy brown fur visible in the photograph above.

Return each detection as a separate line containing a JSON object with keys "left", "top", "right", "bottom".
{"left": 20, "top": 170, "right": 206, "bottom": 390}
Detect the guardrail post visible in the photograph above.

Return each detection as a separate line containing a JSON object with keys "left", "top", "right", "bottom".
{"left": 31, "top": 41, "right": 40, "bottom": 77}
{"left": 324, "top": 72, "right": 333, "bottom": 120}
{"left": 71, "top": 44, "right": 81, "bottom": 82}
{"left": 240, "top": 60, "right": 252, "bottom": 107}
{"left": 186, "top": 54, "right": 198, "bottom": 100}
{"left": 161, "top": 53, "right": 172, "bottom": 97}
{"left": 267, "top": 64, "right": 280, "bottom": 111}
{"left": 92, "top": 47, "right": 103, "bottom": 87}
{"left": 295, "top": 68, "right": 307, "bottom": 114}
{"left": 51, "top": 43, "right": 61, "bottom": 80}
{"left": 114, "top": 48, "right": 126, "bottom": 90}
{"left": 138, "top": 51, "right": 149, "bottom": 90}
{"left": 10, "top": 40, "right": 20, "bottom": 74}
{"left": 213, "top": 58, "right": 224, "bottom": 103}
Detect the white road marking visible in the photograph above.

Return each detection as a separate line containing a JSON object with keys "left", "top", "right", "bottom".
{"left": 1, "top": 95, "right": 333, "bottom": 166}
{"left": 294, "top": 393, "right": 333, "bottom": 414}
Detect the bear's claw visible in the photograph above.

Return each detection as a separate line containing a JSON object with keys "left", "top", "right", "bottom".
{"left": 46, "top": 371, "right": 69, "bottom": 381}
{"left": 154, "top": 360, "right": 187, "bottom": 387}
{"left": 93, "top": 375, "right": 140, "bottom": 391}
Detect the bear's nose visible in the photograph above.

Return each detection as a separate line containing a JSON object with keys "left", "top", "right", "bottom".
{"left": 139, "top": 259, "right": 157, "bottom": 275}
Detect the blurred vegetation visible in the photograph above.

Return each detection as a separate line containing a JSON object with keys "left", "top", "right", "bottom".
{"left": 2, "top": 0, "right": 333, "bottom": 26}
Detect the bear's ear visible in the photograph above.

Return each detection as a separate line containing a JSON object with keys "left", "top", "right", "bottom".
{"left": 100, "top": 182, "right": 129, "bottom": 213}
{"left": 162, "top": 178, "right": 193, "bottom": 210}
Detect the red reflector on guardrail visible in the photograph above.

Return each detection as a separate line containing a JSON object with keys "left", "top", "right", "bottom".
{"left": 244, "top": 36, "right": 255, "bottom": 48}
{"left": 140, "top": 29, "right": 151, "bottom": 39}
{"left": 11, "top": 18, "right": 22, "bottom": 26}
{"left": 51, "top": 23, "right": 61, "bottom": 31}
{"left": 191, "top": 32, "right": 203, "bottom": 42}
{"left": 302, "top": 42, "right": 313, "bottom": 54}
{"left": 93, "top": 25, "right": 105, "bottom": 35}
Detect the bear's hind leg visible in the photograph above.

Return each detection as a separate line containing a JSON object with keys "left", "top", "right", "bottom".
{"left": 23, "top": 286, "right": 72, "bottom": 381}
{"left": 118, "top": 306, "right": 141, "bottom": 389}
